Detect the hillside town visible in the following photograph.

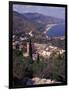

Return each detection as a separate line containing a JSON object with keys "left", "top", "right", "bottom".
{"left": 12, "top": 34, "right": 65, "bottom": 60}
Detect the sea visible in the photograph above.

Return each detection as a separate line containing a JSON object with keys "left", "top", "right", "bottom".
{"left": 47, "top": 24, "right": 65, "bottom": 37}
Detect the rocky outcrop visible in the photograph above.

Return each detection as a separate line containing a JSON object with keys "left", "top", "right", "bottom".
{"left": 26, "top": 77, "right": 61, "bottom": 85}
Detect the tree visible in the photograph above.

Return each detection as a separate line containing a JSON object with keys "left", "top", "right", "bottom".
{"left": 37, "top": 54, "right": 40, "bottom": 63}
{"left": 16, "top": 43, "right": 19, "bottom": 50}
{"left": 29, "top": 39, "right": 33, "bottom": 64}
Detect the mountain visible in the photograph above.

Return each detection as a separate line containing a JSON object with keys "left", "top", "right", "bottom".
{"left": 13, "top": 11, "right": 65, "bottom": 38}
{"left": 23, "top": 13, "right": 64, "bottom": 25}
{"left": 23, "top": 13, "right": 64, "bottom": 33}
{"left": 13, "top": 11, "right": 38, "bottom": 34}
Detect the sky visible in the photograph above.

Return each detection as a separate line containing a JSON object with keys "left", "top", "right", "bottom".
{"left": 13, "top": 4, "right": 65, "bottom": 19}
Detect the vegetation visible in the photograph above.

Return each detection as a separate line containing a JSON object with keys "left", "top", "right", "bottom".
{"left": 13, "top": 39, "right": 65, "bottom": 87}
{"left": 37, "top": 54, "right": 40, "bottom": 64}
{"left": 29, "top": 39, "right": 33, "bottom": 64}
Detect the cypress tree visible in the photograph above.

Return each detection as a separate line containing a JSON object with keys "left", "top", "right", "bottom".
{"left": 29, "top": 39, "right": 32, "bottom": 58}
{"left": 37, "top": 54, "right": 40, "bottom": 63}
{"left": 15, "top": 44, "right": 19, "bottom": 56}
{"left": 16, "top": 43, "right": 19, "bottom": 50}
{"left": 29, "top": 39, "right": 33, "bottom": 64}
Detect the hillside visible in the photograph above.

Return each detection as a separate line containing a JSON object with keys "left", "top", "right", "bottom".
{"left": 13, "top": 11, "right": 38, "bottom": 34}
{"left": 23, "top": 13, "right": 64, "bottom": 25}
{"left": 13, "top": 11, "right": 64, "bottom": 35}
